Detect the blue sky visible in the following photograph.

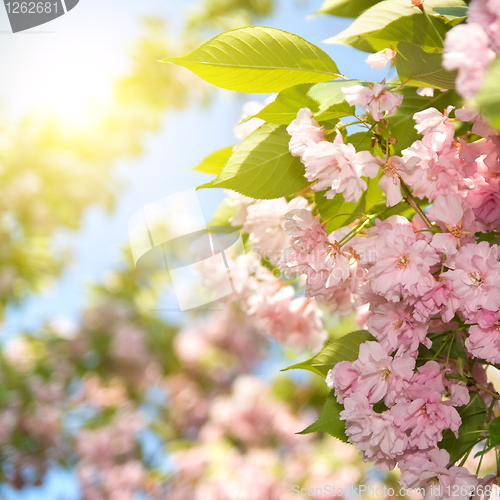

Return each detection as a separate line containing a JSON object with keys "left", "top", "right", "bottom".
{"left": 0, "top": 1, "right": 386, "bottom": 497}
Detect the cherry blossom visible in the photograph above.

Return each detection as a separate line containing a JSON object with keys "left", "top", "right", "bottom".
{"left": 301, "top": 131, "right": 381, "bottom": 203}
{"left": 366, "top": 49, "right": 396, "bottom": 69}
{"left": 342, "top": 83, "right": 403, "bottom": 121}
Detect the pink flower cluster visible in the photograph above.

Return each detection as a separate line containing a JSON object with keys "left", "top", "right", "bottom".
{"left": 342, "top": 83, "right": 403, "bottom": 122}
{"left": 443, "top": 0, "right": 499, "bottom": 98}
{"left": 278, "top": 101, "right": 500, "bottom": 492}
{"left": 287, "top": 108, "right": 381, "bottom": 203}
{"left": 278, "top": 208, "right": 363, "bottom": 315}
{"left": 328, "top": 350, "right": 473, "bottom": 487}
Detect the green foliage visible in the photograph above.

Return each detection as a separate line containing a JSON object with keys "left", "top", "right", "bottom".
{"left": 193, "top": 145, "right": 234, "bottom": 174}
{"left": 439, "top": 393, "right": 487, "bottom": 463}
{"left": 476, "top": 231, "right": 500, "bottom": 246}
{"left": 298, "top": 390, "right": 348, "bottom": 442}
{"left": 395, "top": 41, "right": 457, "bottom": 89}
{"left": 252, "top": 80, "right": 360, "bottom": 125}
{"left": 165, "top": 26, "right": 341, "bottom": 93}
{"left": 489, "top": 417, "right": 500, "bottom": 446}
{"left": 471, "top": 55, "right": 500, "bottom": 130}
{"left": 387, "top": 88, "right": 461, "bottom": 154}
{"left": 433, "top": 5, "right": 468, "bottom": 24}
{"left": 363, "top": 13, "right": 449, "bottom": 52}
{"left": 314, "top": 0, "right": 382, "bottom": 18}
{"left": 198, "top": 123, "right": 309, "bottom": 199}
{"left": 283, "top": 330, "right": 373, "bottom": 378}
{"left": 315, "top": 174, "right": 383, "bottom": 233}
{"left": 186, "top": 0, "right": 275, "bottom": 32}
{"left": 325, "top": 0, "right": 466, "bottom": 52}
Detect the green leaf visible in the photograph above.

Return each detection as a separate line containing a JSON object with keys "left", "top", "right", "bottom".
{"left": 439, "top": 393, "right": 487, "bottom": 464}
{"left": 418, "top": 334, "right": 466, "bottom": 366}
{"left": 364, "top": 172, "right": 384, "bottom": 212}
{"left": 314, "top": 0, "right": 383, "bottom": 18}
{"left": 309, "top": 80, "right": 359, "bottom": 121}
{"left": 476, "top": 231, "right": 500, "bottom": 246}
{"left": 298, "top": 390, "right": 348, "bottom": 442}
{"left": 489, "top": 418, "right": 500, "bottom": 446}
{"left": 198, "top": 123, "right": 309, "bottom": 199}
{"left": 283, "top": 330, "right": 373, "bottom": 377}
{"left": 433, "top": 5, "right": 467, "bottom": 24}
{"left": 164, "top": 26, "right": 341, "bottom": 93}
{"left": 252, "top": 80, "right": 360, "bottom": 125}
{"left": 387, "top": 87, "right": 461, "bottom": 154}
{"left": 346, "top": 131, "right": 373, "bottom": 151}
{"left": 315, "top": 173, "right": 383, "bottom": 234}
{"left": 315, "top": 191, "right": 359, "bottom": 233}
{"left": 193, "top": 146, "right": 234, "bottom": 175}
{"left": 325, "top": 0, "right": 466, "bottom": 52}
{"left": 253, "top": 84, "right": 319, "bottom": 125}
{"left": 395, "top": 41, "right": 457, "bottom": 89}
{"left": 362, "top": 13, "right": 449, "bottom": 52}
{"left": 471, "top": 55, "right": 500, "bottom": 130}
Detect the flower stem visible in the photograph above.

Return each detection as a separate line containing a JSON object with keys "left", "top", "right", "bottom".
{"left": 476, "top": 382, "right": 500, "bottom": 400}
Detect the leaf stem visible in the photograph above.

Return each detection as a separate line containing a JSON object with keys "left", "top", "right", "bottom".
{"left": 354, "top": 114, "right": 371, "bottom": 129}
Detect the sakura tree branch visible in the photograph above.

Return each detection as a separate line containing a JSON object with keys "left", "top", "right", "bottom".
{"left": 400, "top": 179, "right": 433, "bottom": 230}
{"left": 476, "top": 382, "right": 500, "bottom": 400}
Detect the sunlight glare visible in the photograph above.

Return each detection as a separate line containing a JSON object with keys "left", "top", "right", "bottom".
{"left": 34, "top": 60, "right": 113, "bottom": 128}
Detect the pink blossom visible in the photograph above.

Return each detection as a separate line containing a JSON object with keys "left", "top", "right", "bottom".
{"left": 402, "top": 140, "right": 466, "bottom": 201}
{"left": 465, "top": 323, "right": 500, "bottom": 363}
{"left": 412, "top": 278, "right": 460, "bottom": 323}
{"left": 327, "top": 341, "right": 415, "bottom": 406}
{"left": 302, "top": 132, "right": 381, "bottom": 203}
{"left": 428, "top": 194, "right": 471, "bottom": 256}
{"left": 340, "top": 393, "right": 408, "bottom": 470}
{"left": 326, "top": 360, "right": 359, "bottom": 402}
{"left": 287, "top": 108, "right": 324, "bottom": 157}
{"left": 367, "top": 301, "right": 430, "bottom": 357}
{"left": 413, "top": 106, "right": 455, "bottom": 151}
{"left": 442, "top": 241, "right": 500, "bottom": 318}
{"left": 399, "top": 449, "right": 478, "bottom": 499}
{"left": 279, "top": 230, "right": 354, "bottom": 302}
{"left": 366, "top": 49, "right": 396, "bottom": 69}
{"left": 242, "top": 196, "right": 308, "bottom": 262}
{"left": 466, "top": 174, "right": 500, "bottom": 230}
{"left": 417, "top": 87, "right": 434, "bottom": 97}
{"left": 379, "top": 156, "right": 422, "bottom": 206}
{"left": 342, "top": 83, "right": 403, "bottom": 121}
{"left": 391, "top": 393, "right": 461, "bottom": 449}
{"left": 367, "top": 223, "right": 440, "bottom": 302}
{"left": 405, "top": 361, "right": 447, "bottom": 399}
{"left": 443, "top": 23, "right": 496, "bottom": 98}
{"left": 468, "top": 0, "right": 500, "bottom": 52}
{"left": 429, "top": 194, "right": 464, "bottom": 228}
{"left": 256, "top": 290, "right": 327, "bottom": 352}
{"left": 226, "top": 191, "right": 255, "bottom": 227}
{"left": 284, "top": 208, "right": 327, "bottom": 253}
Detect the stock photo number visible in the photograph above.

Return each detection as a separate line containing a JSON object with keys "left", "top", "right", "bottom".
{"left": 6, "top": 2, "right": 59, "bottom": 13}
{"left": 2, "top": 0, "right": 79, "bottom": 33}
